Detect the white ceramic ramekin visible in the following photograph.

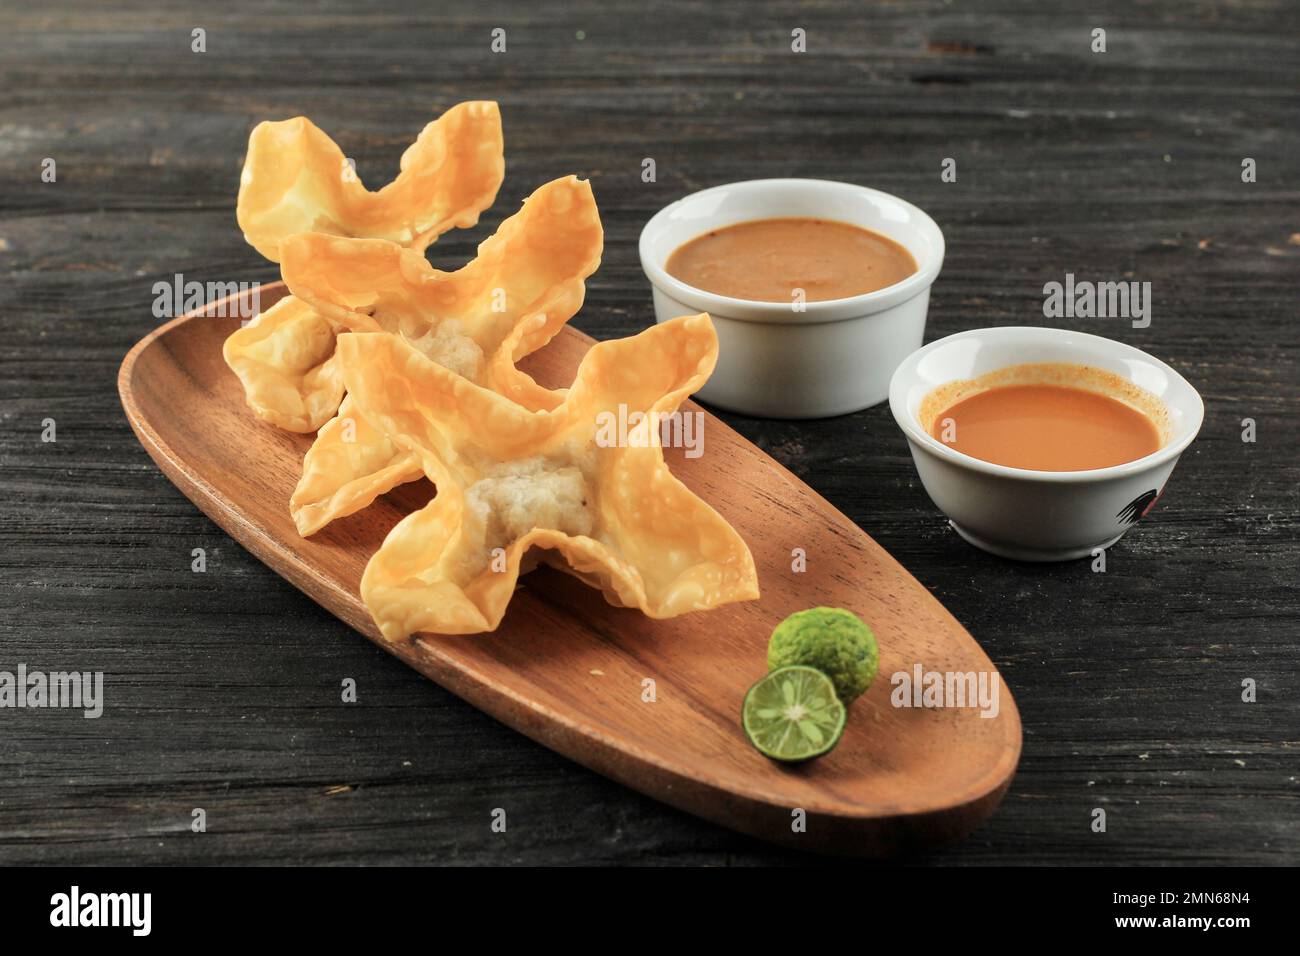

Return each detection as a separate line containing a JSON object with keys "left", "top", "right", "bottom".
{"left": 639, "top": 179, "right": 945, "bottom": 418}
{"left": 888, "top": 327, "right": 1205, "bottom": 562}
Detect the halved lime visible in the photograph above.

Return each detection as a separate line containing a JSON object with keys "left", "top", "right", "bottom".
{"left": 742, "top": 665, "right": 846, "bottom": 762}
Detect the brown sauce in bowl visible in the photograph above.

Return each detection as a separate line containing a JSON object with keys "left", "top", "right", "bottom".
{"left": 664, "top": 217, "right": 917, "bottom": 303}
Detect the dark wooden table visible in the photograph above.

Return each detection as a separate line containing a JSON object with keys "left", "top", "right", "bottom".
{"left": 2, "top": 0, "right": 1296, "bottom": 866}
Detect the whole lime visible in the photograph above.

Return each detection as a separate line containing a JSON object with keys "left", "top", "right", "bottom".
{"left": 767, "top": 607, "right": 878, "bottom": 704}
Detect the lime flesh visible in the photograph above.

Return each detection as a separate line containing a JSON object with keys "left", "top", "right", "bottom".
{"left": 742, "top": 666, "right": 846, "bottom": 762}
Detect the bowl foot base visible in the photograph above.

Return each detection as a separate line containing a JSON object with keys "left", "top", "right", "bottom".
{"left": 949, "top": 521, "right": 1125, "bottom": 563}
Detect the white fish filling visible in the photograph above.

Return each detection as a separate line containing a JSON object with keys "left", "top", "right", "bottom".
{"left": 462, "top": 457, "right": 595, "bottom": 572}
{"left": 400, "top": 318, "right": 484, "bottom": 382}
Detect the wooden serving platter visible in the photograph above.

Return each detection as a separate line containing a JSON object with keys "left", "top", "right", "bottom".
{"left": 118, "top": 282, "right": 1021, "bottom": 856}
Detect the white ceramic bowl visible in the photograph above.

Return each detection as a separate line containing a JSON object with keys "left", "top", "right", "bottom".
{"left": 888, "top": 327, "right": 1204, "bottom": 561}
{"left": 639, "top": 179, "right": 945, "bottom": 418}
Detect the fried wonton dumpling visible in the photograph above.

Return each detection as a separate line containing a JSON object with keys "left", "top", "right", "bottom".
{"left": 221, "top": 297, "right": 347, "bottom": 432}
{"left": 281, "top": 174, "right": 602, "bottom": 412}
{"left": 283, "top": 175, "right": 604, "bottom": 532}
{"left": 290, "top": 394, "right": 421, "bottom": 536}
{"left": 329, "top": 314, "right": 759, "bottom": 639}
{"left": 224, "top": 302, "right": 346, "bottom": 433}
{"left": 226, "top": 102, "right": 505, "bottom": 432}
{"left": 226, "top": 174, "right": 602, "bottom": 436}
{"left": 237, "top": 101, "right": 504, "bottom": 262}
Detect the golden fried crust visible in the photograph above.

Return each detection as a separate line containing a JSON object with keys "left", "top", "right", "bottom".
{"left": 279, "top": 174, "right": 602, "bottom": 410}
{"left": 228, "top": 173, "right": 600, "bottom": 445}
{"left": 334, "top": 315, "right": 760, "bottom": 639}
{"left": 237, "top": 101, "right": 504, "bottom": 262}
{"left": 280, "top": 175, "right": 604, "bottom": 533}
{"left": 289, "top": 395, "right": 423, "bottom": 535}
{"left": 226, "top": 102, "right": 507, "bottom": 432}
{"left": 221, "top": 296, "right": 346, "bottom": 433}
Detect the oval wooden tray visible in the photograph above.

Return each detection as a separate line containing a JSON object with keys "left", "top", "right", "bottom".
{"left": 118, "top": 282, "right": 1021, "bottom": 856}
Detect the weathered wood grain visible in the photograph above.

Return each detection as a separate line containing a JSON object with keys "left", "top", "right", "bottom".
{"left": 0, "top": 0, "right": 1296, "bottom": 865}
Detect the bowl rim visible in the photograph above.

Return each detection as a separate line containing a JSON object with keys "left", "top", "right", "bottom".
{"left": 887, "top": 326, "right": 1206, "bottom": 483}
{"left": 637, "top": 177, "right": 946, "bottom": 326}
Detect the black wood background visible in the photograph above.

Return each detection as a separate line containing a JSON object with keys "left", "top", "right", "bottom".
{"left": 1, "top": 0, "right": 1296, "bottom": 866}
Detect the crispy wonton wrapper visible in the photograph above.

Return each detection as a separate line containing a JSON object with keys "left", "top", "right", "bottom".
{"left": 330, "top": 314, "right": 759, "bottom": 638}
{"left": 286, "top": 175, "right": 604, "bottom": 532}
{"left": 281, "top": 174, "right": 602, "bottom": 411}
{"left": 237, "top": 101, "right": 504, "bottom": 263}
{"left": 219, "top": 296, "right": 348, "bottom": 433}
{"left": 224, "top": 101, "right": 505, "bottom": 432}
